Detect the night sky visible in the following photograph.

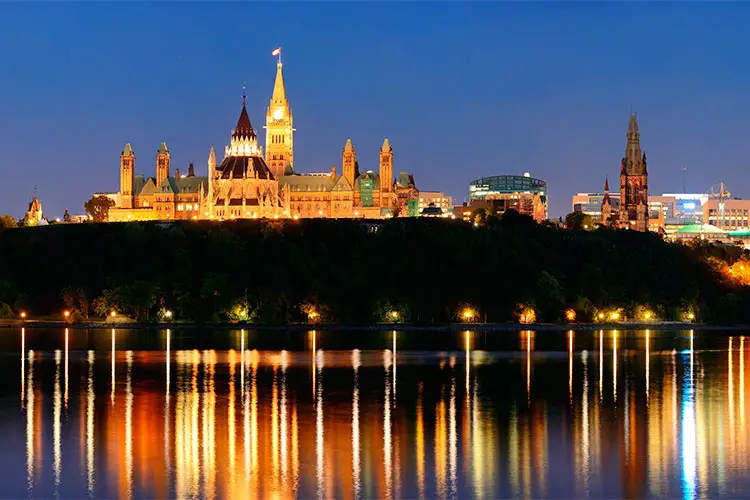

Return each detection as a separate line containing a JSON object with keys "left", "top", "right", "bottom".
{"left": 2, "top": 3, "right": 750, "bottom": 220}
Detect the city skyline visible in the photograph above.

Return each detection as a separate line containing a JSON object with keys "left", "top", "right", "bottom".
{"left": 3, "top": 3, "right": 750, "bottom": 219}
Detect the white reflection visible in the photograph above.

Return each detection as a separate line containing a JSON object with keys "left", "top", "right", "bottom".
{"left": 682, "top": 336, "right": 697, "bottom": 500}
{"left": 465, "top": 331, "right": 471, "bottom": 394}
{"left": 741, "top": 336, "right": 745, "bottom": 433}
{"left": 526, "top": 332, "right": 531, "bottom": 404}
{"left": 125, "top": 351, "right": 133, "bottom": 500}
{"left": 729, "top": 337, "right": 735, "bottom": 434}
{"left": 582, "top": 351, "right": 590, "bottom": 493}
{"left": 26, "top": 350, "right": 35, "bottom": 492}
{"left": 393, "top": 330, "right": 397, "bottom": 399}
{"left": 87, "top": 351, "right": 95, "bottom": 496}
{"left": 53, "top": 350, "right": 61, "bottom": 492}
{"left": 352, "top": 349, "right": 361, "bottom": 499}
{"left": 228, "top": 350, "right": 236, "bottom": 489}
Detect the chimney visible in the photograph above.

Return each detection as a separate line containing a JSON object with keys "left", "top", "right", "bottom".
{"left": 175, "top": 168, "right": 180, "bottom": 179}
{"left": 331, "top": 165, "right": 337, "bottom": 179}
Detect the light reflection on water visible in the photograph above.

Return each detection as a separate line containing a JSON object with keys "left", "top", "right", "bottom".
{"left": 2, "top": 328, "right": 750, "bottom": 498}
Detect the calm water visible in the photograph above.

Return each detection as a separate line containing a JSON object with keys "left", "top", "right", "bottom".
{"left": 1, "top": 328, "right": 749, "bottom": 499}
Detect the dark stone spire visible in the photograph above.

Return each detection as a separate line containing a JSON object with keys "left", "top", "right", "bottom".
{"left": 233, "top": 103, "right": 257, "bottom": 140}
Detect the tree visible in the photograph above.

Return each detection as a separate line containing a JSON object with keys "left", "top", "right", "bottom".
{"left": 0, "top": 215, "right": 15, "bottom": 229}
{"left": 391, "top": 197, "right": 404, "bottom": 218}
{"left": 84, "top": 196, "right": 115, "bottom": 222}
{"left": 564, "top": 211, "right": 594, "bottom": 230}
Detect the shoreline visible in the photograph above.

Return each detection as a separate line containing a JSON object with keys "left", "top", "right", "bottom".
{"left": 0, "top": 320, "right": 746, "bottom": 331}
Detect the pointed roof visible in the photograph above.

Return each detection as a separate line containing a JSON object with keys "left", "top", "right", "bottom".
{"left": 233, "top": 104, "right": 257, "bottom": 139}
{"left": 157, "top": 142, "right": 169, "bottom": 155}
{"left": 271, "top": 61, "right": 287, "bottom": 106}
{"left": 381, "top": 138, "right": 392, "bottom": 152}
{"left": 604, "top": 177, "right": 609, "bottom": 191}
{"left": 209, "top": 144, "right": 215, "bottom": 158}
{"left": 628, "top": 114, "right": 639, "bottom": 136}
{"left": 344, "top": 138, "right": 355, "bottom": 153}
{"left": 122, "top": 143, "right": 134, "bottom": 156}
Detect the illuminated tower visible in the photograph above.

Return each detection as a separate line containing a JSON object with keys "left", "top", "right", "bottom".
{"left": 120, "top": 143, "right": 135, "bottom": 209}
{"left": 265, "top": 50, "right": 294, "bottom": 178}
{"left": 156, "top": 142, "right": 170, "bottom": 187}
{"left": 618, "top": 114, "right": 648, "bottom": 231}
{"left": 379, "top": 138, "right": 393, "bottom": 193}
{"left": 207, "top": 144, "right": 216, "bottom": 216}
{"left": 342, "top": 138, "right": 358, "bottom": 187}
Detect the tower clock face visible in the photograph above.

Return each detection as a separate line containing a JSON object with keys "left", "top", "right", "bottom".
{"left": 273, "top": 109, "right": 283, "bottom": 120}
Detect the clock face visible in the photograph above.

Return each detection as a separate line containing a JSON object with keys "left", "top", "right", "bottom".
{"left": 273, "top": 109, "right": 283, "bottom": 120}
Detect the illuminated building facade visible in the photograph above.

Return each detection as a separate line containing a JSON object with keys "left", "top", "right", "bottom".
{"left": 101, "top": 52, "right": 420, "bottom": 221}
{"left": 466, "top": 173, "right": 548, "bottom": 222}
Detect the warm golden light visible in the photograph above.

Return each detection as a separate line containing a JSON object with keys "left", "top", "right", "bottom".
{"left": 308, "top": 310, "right": 319, "bottom": 322}
{"left": 565, "top": 309, "right": 576, "bottom": 322}
{"left": 20, "top": 311, "right": 26, "bottom": 319}
{"left": 519, "top": 306, "right": 536, "bottom": 325}
{"left": 462, "top": 308, "right": 476, "bottom": 322}
{"left": 389, "top": 311, "right": 400, "bottom": 321}
{"left": 598, "top": 312, "right": 604, "bottom": 320}
{"left": 165, "top": 310, "right": 173, "bottom": 319}
{"left": 610, "top": 311, "right": 620, "bottom": 321}
{"left": 111, "top": 311, "right": 117, "bottom": 317}
{"left": 63, "top": 311, "right": 70, "bottom": 318}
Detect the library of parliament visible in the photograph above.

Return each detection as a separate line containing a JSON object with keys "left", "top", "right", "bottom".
{"left": 103, "top": 51, "right": 420, "bottom": 222}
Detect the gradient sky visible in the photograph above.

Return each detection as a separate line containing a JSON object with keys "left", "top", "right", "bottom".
{"left": 2, "top": 2, "right": 750, "bottom": 220}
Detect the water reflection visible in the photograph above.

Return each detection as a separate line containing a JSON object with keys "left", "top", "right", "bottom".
{"left": 8, "top": 328, "right": 750, "bottom": 498}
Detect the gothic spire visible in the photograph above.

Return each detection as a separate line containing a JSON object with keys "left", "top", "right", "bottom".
{"left": 271, "top": 59, "right": 287, "bottom": 107}
{"left": 381, "top": 138, "right": 392, "bottom": 152}
{"left": 233, "top": 102, "right": 256, "bottom": 140}
{"left": 604, "top": 177, "right": 609, "bottom": 192}
{"left": 628, "top": 113, "right": 639, "bottom": 136}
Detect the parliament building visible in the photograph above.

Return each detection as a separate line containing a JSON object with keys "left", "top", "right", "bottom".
{"left": 103, "top": 53, "right": 419, "bottom": 222}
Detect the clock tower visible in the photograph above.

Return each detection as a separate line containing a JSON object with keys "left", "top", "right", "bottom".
{"left": 265, "top": 52, "right": 294, "bottom": 178}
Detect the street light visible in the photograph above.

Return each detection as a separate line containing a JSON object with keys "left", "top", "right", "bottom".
{"left": 165, "top": 310, "right": 173, "bottom": 320}
{"left": 389, "top": 311, "right": 400, "bottom": 322}
{"left": 63, "top": 311, "right": 70, "bottom": 319}
{"left": 20, "top": 311, "right": 26, "bottom": 320}
{"left": 111, "top": 311, "right": 117, "bottom": 318}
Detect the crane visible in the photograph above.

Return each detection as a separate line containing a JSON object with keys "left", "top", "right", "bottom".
{"left": 707, "top": 182, "right": 731, "bottom": 222}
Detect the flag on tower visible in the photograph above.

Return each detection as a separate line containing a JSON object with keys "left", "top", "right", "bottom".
{"left": 272, "top": 48, "right": 281, "bottom": 56}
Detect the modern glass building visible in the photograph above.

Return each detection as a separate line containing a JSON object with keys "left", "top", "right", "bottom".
{"left": 469, "top": 174, "right": 547, "bottom": 201}
{"left": 467, "top": 173, "right": 548, "bottom": 221}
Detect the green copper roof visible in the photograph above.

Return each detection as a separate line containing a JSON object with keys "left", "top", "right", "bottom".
{"left": 157, "top": 142, "right": 169, "bottom": 154}
{"left": 676, "top": 224, "right": 727, "bottom": 234}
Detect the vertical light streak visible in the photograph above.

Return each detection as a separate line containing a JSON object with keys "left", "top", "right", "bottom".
{"left": 250, "top": 351, "right": 258, "bottom": 481}
{"left": 741, "top": 336, "right": 745, "bottom": 434}
{"left": 204, "top": 351, "right": 217, "bottom": 500}
{"left": 613, "top": 330, "right": 618, "bottom": 402}
{"left": 526, "top": 332, "right": 531, "bottom": 405}
{"left": 240, "top": 330, "right": 245, "bottom": 394}
{"left": 64, "top": 328, "right": 69, "bottom": 408}
{"left": 646, "top": 330, "right": 650, "bottom": 400}
{"left": 312, "top": 330, "right": 317, "bottom": 397}
{"left": 26, "top": 350, "right": 35, "bottom": 493}
{"left": 53, "top": 350, "right": 61, "bottom": 494}
{"left": 582, "top": 351, "right": 590, "bottom": 494}
{"left": 111, "top": 329, "right": 116, "bottom": 406}
{"left": 393, "top": 330, "right": 397, "bottom": 400}
{"left": 569, "top": 330, "right": 574, "bottom": 404}
{"left": 682, "top": 335, "right": 697, "bottom": 500}
{"left": 416, "top": 385, "right": 425, "bottom": 500}
{"left": 87, "top": 351, "right": 95, "bottom": 497}
{"left": 190, "top": 351, "right": 199, "bottom": 498}
{"left": 272, "top": 366, "right": 280, "bottom": 489}
{"left": 316, "top": 348, "right": 324, "bottom": 500}
{"left": 729, "top": 338, "right": 735, "bottom": 440}
{"left": 21, "top": 327, "right": 25, "bottom": 407}
{"left": 465, "top": 331, "right": 471, "bottom": 394}
{"left": 599, "top": 330, "right": 603, "bottom": 400}
{"left": 125, "top": 351, "right": 133, "bottom": 500}
{"left": 352, "top": 350, "right": 361, "bottom": 499}
{"left": 164, "top": 331, "right": 171, "bottom": 490}
{"left": 281, "top": 350, "right": 288, "bottom": 489}
{"left": 449, "top": 374, "right": 457, "bottom": 498}
{"left": 383, "top": 348, "right": 393, "bottom": 500}
{"left": 292, "top": 404, "right": 299, "bottom": 497}
{"left": 228, "top": 350, "right": 236, "bottom": 492}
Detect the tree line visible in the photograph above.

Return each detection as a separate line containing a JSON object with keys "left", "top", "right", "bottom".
{"left": 0, "top": 212, "right": 747, "bottom": 324}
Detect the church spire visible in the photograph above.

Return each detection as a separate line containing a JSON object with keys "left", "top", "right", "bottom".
{"left": 604, "top": 177, "right": 609, "bottom": 192}
{"left": 271, "top": 58, "right": 287, "bottom": 107}
{"left": 233, "top": 101, "right": 256, "bottom": 140}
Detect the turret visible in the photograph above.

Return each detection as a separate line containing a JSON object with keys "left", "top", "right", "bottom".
{"left": 601, "top": 177, "right": 612, "bottom": 225}
{"left": 120, "top": 143, "right": 135, "bottom": 209}
{"left": 156, "top": 142, "right": 170, "bottom": 186}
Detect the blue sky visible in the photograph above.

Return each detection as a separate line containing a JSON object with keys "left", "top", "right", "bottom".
{"left": 1, "top": 2, "right": 750, "bottom": 219}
